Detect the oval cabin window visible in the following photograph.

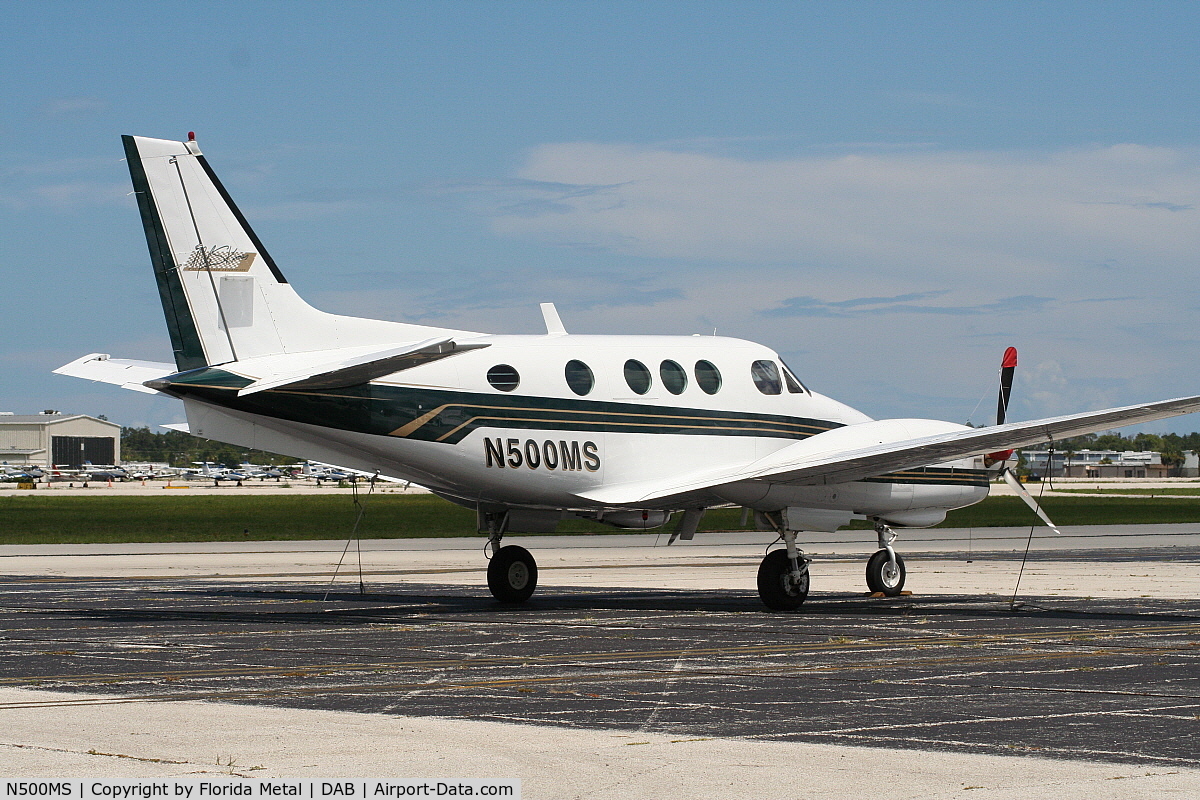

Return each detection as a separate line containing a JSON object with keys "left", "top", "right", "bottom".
{"left": 564, "top": 359, "right": 594, "bottom": 396}
{"left": 486, "top": 364, "right": 520, "bottom": 392}
{"left": 660, "top": 360, "right": 687, "bottom": 395}
{"left": 694, "top": 360, "right": 722, "bottom": 395}
{"left": 624, "top": 359, "right": 652, "bottom": 395}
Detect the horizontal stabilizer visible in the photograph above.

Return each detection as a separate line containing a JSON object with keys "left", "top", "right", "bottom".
{"left": 579, "top": 394, "right": 1200, "bottom": 505}
{"left": 236, "top": 337, "right": 490, "bottom": 396}
{"left": 54, "top": 353, "right": 175, "bottom": 395}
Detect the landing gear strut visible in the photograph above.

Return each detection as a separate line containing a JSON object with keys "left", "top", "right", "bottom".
{"left": 866, "top": 521, "right": 906, "bottom": 596}
{"left": 757, "top": 527, "right": 810, "bottom": 611}
{"left": 483, "top": 512, "right": 538, "bottom": 603}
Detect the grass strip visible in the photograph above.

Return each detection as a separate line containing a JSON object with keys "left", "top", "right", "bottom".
{"left": 2, "top": 494, "right": 1199, "bottom": 545}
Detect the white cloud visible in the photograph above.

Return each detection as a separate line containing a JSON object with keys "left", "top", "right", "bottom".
{"left": 474, "top": 142, "right": 1197, "bottom": 294}
{"left": 38, "top": 96, "right": 109, "bottom": 116}
{"left": 30, "top": 181, "right": 128, "bottom": 208}
{"left": 444, "top": 142, "right": 1200, "bottom": 426}
{"left": 240, "top": 200, "right": 354, "bottom": 221}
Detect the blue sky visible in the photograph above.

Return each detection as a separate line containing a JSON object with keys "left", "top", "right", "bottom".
{"left": 4, "top": 1, "right": 1199, "bottom": 433}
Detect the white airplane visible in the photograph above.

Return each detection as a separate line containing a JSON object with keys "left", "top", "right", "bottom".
{"left": 181, "top": 461, "right": 248, "bottom": 483}
{"left": 55, "top": 133, "right": 1200, "bottom": 609}
{"left": 299, "top": 461, "right": 362, "bottom": 483}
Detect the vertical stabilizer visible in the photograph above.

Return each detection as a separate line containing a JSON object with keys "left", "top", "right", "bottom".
{"left": 125, "top": 134, "right": 296, "bottom": 368}
{"left": 123, "top": 134, "right": 470, "bottom": 373}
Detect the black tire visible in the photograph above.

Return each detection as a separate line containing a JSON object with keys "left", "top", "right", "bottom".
{"left": 866, "top": 549, "right": 906, "bottom": 596}
{"left": 487, "top": 545, "right": 538, "bottom": 603}
{"left": 756, "top": 549, "right": 809, "bottom": 611}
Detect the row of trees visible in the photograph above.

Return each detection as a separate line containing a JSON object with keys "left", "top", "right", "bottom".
{"left": 120, "top": 427, "right": 293, "bottom": 467}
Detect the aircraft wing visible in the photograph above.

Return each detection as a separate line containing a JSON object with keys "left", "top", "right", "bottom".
{"left": 579, "top": 395, "right": 1200, "bottom": 505}
{"left": 54, "top": 353, "right": 175, "bottom": 395}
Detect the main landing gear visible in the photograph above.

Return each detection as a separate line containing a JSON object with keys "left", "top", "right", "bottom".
{"left": 484, "top": 515, "right": 538, "bottom": 603}
{"left": 755, "top": 516, "right": 909, "bottom": 610}
{"left": 866, "top": 521, "right": 906, "bottom": 596}
{"left": 757, "top": 528, "right": 810, "bottom": 611}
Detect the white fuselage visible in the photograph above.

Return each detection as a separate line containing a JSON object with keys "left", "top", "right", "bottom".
{"left": 178, "top": 332, "right": 990, "bottom": 527}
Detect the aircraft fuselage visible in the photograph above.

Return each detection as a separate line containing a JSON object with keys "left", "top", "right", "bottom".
{"left": 166, "top": 332, "right": 990, "bottom": 527}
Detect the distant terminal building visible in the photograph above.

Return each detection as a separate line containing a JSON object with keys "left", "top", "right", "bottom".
{"left": 1022, "top": 449, "right": 1168, "bottom": 479}
{"left": 0, "top": 412, "right": 121, "bottom": 468}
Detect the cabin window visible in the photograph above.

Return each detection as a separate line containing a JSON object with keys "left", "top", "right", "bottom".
{"left": 659, "top": 360, "right": 687, "bottom": 395}
{"left": 780, "top": 360, "right": 807, "bottom": 394}
{"left": 564, "top": 359, "right": 594, "bottom": 396}
{"left": 751, "top": 360, "right": 782, "bottom": 395}
{"left": 624, "top": 359, "right": 652, "bottom": 395}
{"left": 694, "top": 360, "right": 722, "bottom": 395}
{"left": 487, "top": 364, "right": 520, "bottom": 392}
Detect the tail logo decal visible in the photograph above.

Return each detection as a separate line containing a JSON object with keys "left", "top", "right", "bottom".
{"left": 183, "top": 244, "right": 257, "bottom": 272}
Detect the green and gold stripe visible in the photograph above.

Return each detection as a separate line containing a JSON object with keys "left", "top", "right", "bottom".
{"left": 156, "top": 368, "right": 990, "bottom": 489}
{"left": 156, "top": 368, "right": 838, "bottom": 444}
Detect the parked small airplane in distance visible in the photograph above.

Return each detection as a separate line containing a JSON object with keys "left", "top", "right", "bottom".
{"left": 1, "top": 464, "right": 43, "bottom": 482}
{"left": 181, "top": 461, "right": 247, "bottom": 483}
{"left": 56, "top": 133, "right": 1200, "bottom": 609}
{"left": 237, "top": 462, "right": 285, "bottom": 481}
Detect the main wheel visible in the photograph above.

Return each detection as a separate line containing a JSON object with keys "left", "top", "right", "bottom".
{"left": 757, "top": 549, "right": 809, "bottom": 611}
{"left": 866, "top": 549, "right": 906, "bottom": 596}
{"left": 487, "top": 545, "right": 538, "bottom": 603}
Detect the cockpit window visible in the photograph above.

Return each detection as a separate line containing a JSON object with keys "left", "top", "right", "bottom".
{"left": 624, "top": 359, "right": 652, "bottom": 395}
{"left": 694, "top": 360, "right": 722, "bottom": 394}
{"left": 660, "top": 360, "right": 687, "bottom": 395}
{"left": 750, "top": 360, "right": 782, "bottom": 395}
{"left": 780, "top": 360, "right": 807, "bottom": 394}
{"left": 564, "top": 359, "right": 594, "bottom": 396}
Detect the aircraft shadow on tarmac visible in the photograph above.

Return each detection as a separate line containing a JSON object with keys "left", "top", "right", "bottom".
{"left": 27, "top": 580, "right": 1200, "bottom": 626}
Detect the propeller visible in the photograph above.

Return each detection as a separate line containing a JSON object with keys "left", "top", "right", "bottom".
{"left": 985, "top": 346, "right": 1061, "bottom": 535}
{"left": 996, "top": 345, "right": 1018, "bottom": 426}
{"left": 1002, "top": 468, "right": 1061, "bottom": 535}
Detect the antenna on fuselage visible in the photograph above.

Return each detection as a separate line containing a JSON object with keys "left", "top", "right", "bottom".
{"left": 540, "top": 303, "right": 567, "bottom": 336}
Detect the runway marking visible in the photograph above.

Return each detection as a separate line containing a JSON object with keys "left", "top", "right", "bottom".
{"left": 4, "top": 641, "right": 1198, "bottom": 713}
{"left": 2, "top": 626, "right": 1194, "bottom": 685}
{"left": 2, "top": 607, "right": 1197, "bottom": 683}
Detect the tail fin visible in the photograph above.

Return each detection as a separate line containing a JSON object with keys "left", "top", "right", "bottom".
{"left": 123, "top": 134, "right": 461, "bottom": 371}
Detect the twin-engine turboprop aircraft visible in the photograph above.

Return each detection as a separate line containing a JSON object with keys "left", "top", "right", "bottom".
{"left": 56, "top": 134, "right": 1200, "bottom": 609}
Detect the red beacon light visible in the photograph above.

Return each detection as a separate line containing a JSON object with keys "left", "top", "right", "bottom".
{"left": 187, "top": 131, "right": 196, "bottom": 141}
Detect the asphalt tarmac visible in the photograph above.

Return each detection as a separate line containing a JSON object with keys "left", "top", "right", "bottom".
{"left": 2, "top": 528, "right": 1199, "bottom": 796}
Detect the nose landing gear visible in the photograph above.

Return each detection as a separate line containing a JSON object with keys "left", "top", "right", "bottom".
{"left": 866, "top": 521, "right": 906, "bottom": 596}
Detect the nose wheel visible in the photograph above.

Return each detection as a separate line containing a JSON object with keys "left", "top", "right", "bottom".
{"left": 866, "top": 549, "right": 906, "bottom": 595}
{"left": 866, "top": 521, "right": 906, "bottom": 596}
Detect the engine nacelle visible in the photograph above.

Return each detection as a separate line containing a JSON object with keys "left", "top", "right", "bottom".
{"left": 574, "top": 510, "right": 672, "bottom": 529}
{"left": 876, "top": 509, "right": 948, "bottom": 528}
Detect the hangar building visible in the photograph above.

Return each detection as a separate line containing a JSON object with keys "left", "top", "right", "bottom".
{"left": 0, "top": 413, "right": 122, "bottom": 468}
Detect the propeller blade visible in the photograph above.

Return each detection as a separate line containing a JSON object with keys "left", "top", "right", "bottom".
{"left": 1002, "top": 468, "right": 1061, "bottom": 535}
{"left": 996, "top": 346, "right": 1018, "bottom": 426}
